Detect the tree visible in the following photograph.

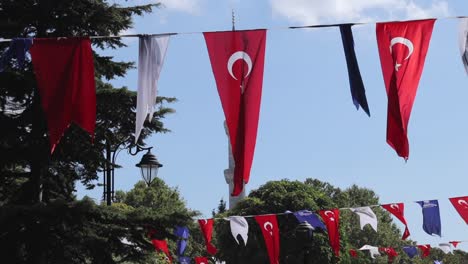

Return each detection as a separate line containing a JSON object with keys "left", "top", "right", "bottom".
{"left": 0, "top": 0, "right": 179, "bottom": 263}
{"left": 116, "top": 180, "right": 207, "bottom": 262}
{"left": 213, "top": 179, "right": 468, "bottom": 264}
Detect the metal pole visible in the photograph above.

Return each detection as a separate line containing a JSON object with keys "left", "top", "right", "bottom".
{"left": 106, "top": 141, "right": 112, "bottom": 206}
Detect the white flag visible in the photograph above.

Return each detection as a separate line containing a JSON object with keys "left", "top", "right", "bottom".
{"left": 359, "top": 245, "right": 381, "bottom": 259}
{"left": 229, "top": 216, "right": 249, "bottom": 245}
{"left": 350, "top": 206, "right": 378, "bottom": 232}
{"left": 135, "top": 35, "right": 170, "bottom": 142}
{"left": 438, "top": 243, "right": 452, "bottom": 254}
{"left": 459, "top": 18, "right": 468, "bottom": 74}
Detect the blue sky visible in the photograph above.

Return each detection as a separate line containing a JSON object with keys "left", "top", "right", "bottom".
{"left": 78, "top": 0, "right": 468, "bottom": 251}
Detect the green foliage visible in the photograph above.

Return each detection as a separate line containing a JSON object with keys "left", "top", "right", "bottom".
{"left": 0, "top": 0, "right": 186, "bottom": 263}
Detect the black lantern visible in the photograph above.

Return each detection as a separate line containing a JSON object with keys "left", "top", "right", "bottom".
{"left": 135, "top": 149, "right": 163, "bottom": 186}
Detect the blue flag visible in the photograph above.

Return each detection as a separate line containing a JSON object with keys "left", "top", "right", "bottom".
{"left": 174, "top": 226, "right": 189, "bottom": 256}
{"left": 402, "top": 246, "right": 418, "bottom": 259}
{"left": 0, "top": 38, "right": 33, "bottom": 72}
{"left": 339, "top": 24, "right": 370, "bottom": 116}
{"left": 174, "top": 226, "right": 189, "bottom": 239}
{"left": 416, "top": 200, "right": 442, "bottom": 236}
{"left": 179, "top": 256, "right": 191, "bottom": 264}
{"left": 293, "top": 210, "right": 326, "bottom": 230}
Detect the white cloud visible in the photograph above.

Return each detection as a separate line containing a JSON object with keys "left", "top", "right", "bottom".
{"left": 159, "top": 0, "right": 202, "bottom": 15}
{"left": 270, "top": 0, "right": 450, "bottom": 25}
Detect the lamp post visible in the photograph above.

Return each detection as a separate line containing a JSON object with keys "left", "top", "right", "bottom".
{"left": 103, "top": 142, "right": 162, "bottom": 206}
{"left": 295, "top": 221, "right": 314, "bottom": 264}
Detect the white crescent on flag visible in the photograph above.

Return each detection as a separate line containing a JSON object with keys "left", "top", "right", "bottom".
{"left": 390, "top": 37, "right": 414, "bottom": 71}
{"left": 227, "top": 51, "right": 253, "bottom": 80}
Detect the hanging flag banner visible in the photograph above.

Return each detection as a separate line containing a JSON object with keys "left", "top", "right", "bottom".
{"left": 359, "top": 245, "right": 381, "bottom": 259}
{"left": 195, "top": 256, "right": 209, "bottom": 264}
{"left": 30, "top": 37, "right": 96, "bottom": 153}
{"left": 403, "top": 246, "right": 418, "bottom": 259}
{"left": 381, "top": 203, "right": 410, "bottom": 239}
{"left": 438, "top": 243, "right": 452, "bottom": 254}
{"left": 174, "top": 226, "right": 189, "bottom": 257}
{"left": 293, "top": 210, "right": 326, "bottom": 230}
{"left": 449, "top": 241, "right": 460, "bottom": 248}
{"left": 228, "top": 216, "right": 249, "bottom": 246}
{"left": 350, "top": 206, "right": 378, "bottom": 232}
{"left": 339, "top": 24, "right": 370, "bottom": 116}
{"left": 151, "top": 239, "right": 172, "bottom": 263}
{"left": 459, "top": 17, "right": 468, "bottom": 74}
{"left": 204, "top": 29, "right": 267, "bottom": 196}
{"left": 417, "top": 244, "right": 431, "bottom": 258}
{"left": 376, "top": 19, "right": 435, "bottom": 160}
{"left": 380, "top": 247, "right": 398, "bottom": 262}
{"left": 135, "top": 35, "right": 170, "bottom": 143}
{"left": 0, "top": 38, "right": 32, "bottom": 72}
{"left": 254, "top": 214, "right": 280, "bottom": 264}
{"left": 349, "top": 249, "right": 358, "bottom": 258}
{"left": 198, "top": 219, "right": 218, "bottom": 255}
{"left": 449, "top": 196, "right": 468, "bottom": 224}
{"left": 416, "top": 200, "right": 442, "bottom": 237}
{"left": 319, "top": 209, "right": 340, "bottom": 256}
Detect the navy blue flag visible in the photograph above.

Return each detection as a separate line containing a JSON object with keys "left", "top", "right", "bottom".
{"left": 402, "top": 246, "right": 418, "bottom": 259}
{"left": 179, "top": 256, "right": 191, "bottom": 264}
{"left": 339, "top": 24, "right": 370, "bottom": 116}
{"left": 0, "top": 38, "right": 33, "bottom": 72}
{"left": 293, "top": 210, "right": 326, "bottom": 230}
{"left": 416, "top": 200, "right": 442, "bottom": 236}
{"left": 174, "top": 226, "right": 189, "bottom": 256}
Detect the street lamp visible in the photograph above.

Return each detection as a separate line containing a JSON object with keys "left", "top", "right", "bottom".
{"left": 135, "top": 148, "right": 163, "bottom": 186}
{"left": 103, "top": 142, "right": 163, "bottom": 206}
{"left": 295, "top": 221, "right": 314, "bottom": 264}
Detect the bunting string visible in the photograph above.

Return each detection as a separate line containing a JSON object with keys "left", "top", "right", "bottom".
{"left": 1, "top": 15, "right": 468, "bottom": 42}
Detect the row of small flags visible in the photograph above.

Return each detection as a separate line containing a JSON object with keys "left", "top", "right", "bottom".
{"left": 2, "top": 17, "right": 468, "bottom": 198}
{"left": 149, "top": 196, "right": 468, "bottom": 263}
{"left": 353, "top": 243, "right": 460, "bottom": 262}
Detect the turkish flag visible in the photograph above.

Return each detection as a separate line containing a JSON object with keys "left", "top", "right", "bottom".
{"left": 319, "top": 209, "right": 340, "bottom": 256}
{"left": 376, "top": 20, "right": 435, "bottom": 160}
{"left": 30, "top": 37, "right": 96, "bottom": 153}
{"left": 449, "top": 196, "right": 468, "bottom": 224}
{"left": 381, "top": 203, "right": 410, "bottom": 239}
{"left": 151, "top": 239, "right": 172, "bottom": 263}
{"left": 417, "top": 244, "right": 431, "bottom": 258}
{"left": 204, "top": 30, "right": 267, "bottom": 196}
{"left": 349, "top": 249, "right": 358, "bottom": 258}
{"left": 380, "top": 247, "right": 398, "bottom": 262}
{"left": 195, "top": 257, "right": 208, "bottom": 264}
{"left": 255, "top": 214, "right": 280, "bottom": 264}
{"left": 198, "top": 219, "right": 217, "bottom": 255}
{"left": 449, "top": 241, "right": 460, "bottom": 248}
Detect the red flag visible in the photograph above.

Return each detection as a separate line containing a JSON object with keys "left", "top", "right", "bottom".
{"left": 381, "top": 203, "right": 410, "bottom": 239}
{"left": 380, "top": 247, "right": 398, "bottom": 262}
{"left": 449, "top": 196, "right": 468, "bottom": 224}
{"left": 198, "top": 219, "right": 217, "bottom": 255}
{"left": 195, "top": 257, "right": 208, "bottom": 264}
{"left": 204, "top": 30, "right": 267, "bottom": 196}
{"left": 376, "top": 19, "right": 435, "bottom": 160}
{"left": 30, "top": 37, "right": 96, "bottom": 153}
{"left": 349, "top": 249, "right": 358, "bottom": 258}
{"left": 449, "top": 241, "right": 460, "bottom": 248}
{"left": 255, "top": 214, "right": 280, "bottom": 264}
{"left": 151, "top": 239, "right": 172, "bottom": 263}
{"left": 417, "top": 244, "right": 431, "bottom": 258}
{"left": 319, "top": 209, "right": 340, "bottom": 256}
